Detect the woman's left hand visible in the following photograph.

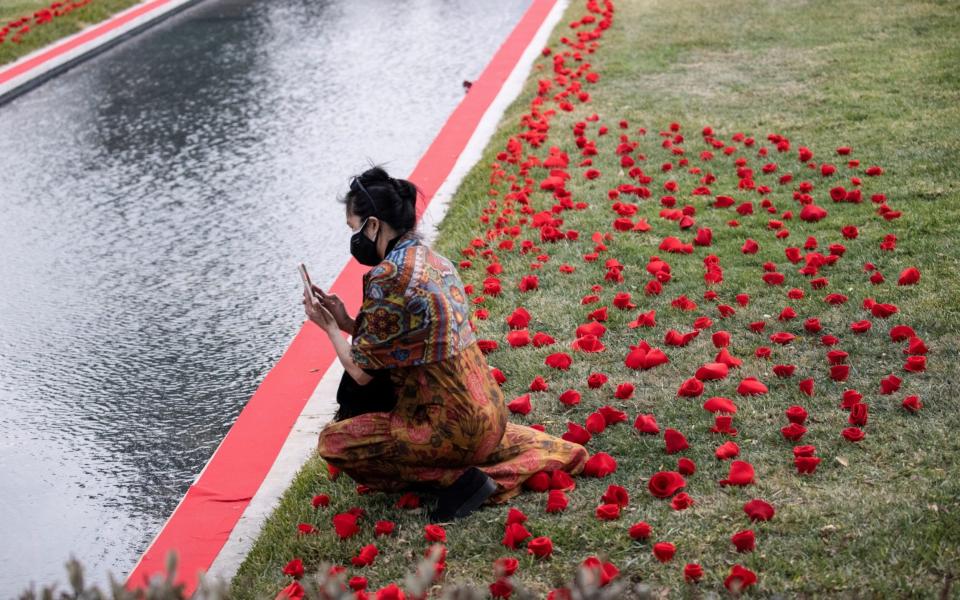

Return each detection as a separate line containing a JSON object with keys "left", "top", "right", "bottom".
{"left": 302, "top": 288, "right": 339, "bottom": 335}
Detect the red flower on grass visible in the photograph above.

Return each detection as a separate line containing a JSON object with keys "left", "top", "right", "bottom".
{"left": 731, "top": 530, "right": 756, "bottom": 552}
{"left": 583, "top": 452, "right": 617, "bottom": 477}
{"left": 743, "top": 499, "right": 775, "bottom": 521}
{"left": 350, "top": 544, "right": 378, "bottom": 567}
{"left": 684, "top": 563, "right": 704, "bottom": 583}
{"left": 502, "top": 522, "right": 532, "bottom": 549}
{"left": 648, "top": 471, "right": 686, "bottom": 498}
{"left": 282, "top": 558, "right": 304, "bottom": 579}
{"left": 720, "top": 461, "right": 756, "bottom": 486}
{"left": 653, "top": 542, "right": 676, "bottom": 562}
{"left": 527, "top": 536, "right": 554, "bottom": 558}
{"left": 724, "top": 564, "right": 758, "bottom": 592}
{"left": 332, "top": 513, "right": 360, "bottom": 539}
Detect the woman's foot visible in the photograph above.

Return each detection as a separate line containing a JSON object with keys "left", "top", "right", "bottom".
{"left": 429, "top": 467, "right": 497, "bottom": 521}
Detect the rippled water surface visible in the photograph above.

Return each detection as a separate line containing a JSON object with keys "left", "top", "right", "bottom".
{"left": 0, "top": 0, "right": 531, "bottom": 591}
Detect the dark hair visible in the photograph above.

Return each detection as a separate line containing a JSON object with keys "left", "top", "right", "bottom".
{"left": 340, "top": 164, "right": 421, "bottom": 235}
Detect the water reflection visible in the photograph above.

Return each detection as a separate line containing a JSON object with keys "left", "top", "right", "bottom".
{"left": 0, "top": 0, "right": 530, "bottom": 591}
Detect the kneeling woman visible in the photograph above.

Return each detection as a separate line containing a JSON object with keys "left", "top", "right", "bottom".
{"left": 303, "top": 166, "right": 588, "bottom": 520}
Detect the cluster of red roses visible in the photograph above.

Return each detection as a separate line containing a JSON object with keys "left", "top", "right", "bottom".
{"left": 279, "top": 479, "right": 445, "bottom": 599}
{"left": 0, "top": 0, "right": 92, "bottom": 45}
{"left": 453, "top": 0, "right": 922, "bottom": 586}
{"left": 275, "top": 0, "right": 928, "bottom": 592}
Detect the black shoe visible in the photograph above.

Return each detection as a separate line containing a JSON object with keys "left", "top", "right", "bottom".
{"left": 429, "top": 467, "right": 497, "bottom": 521}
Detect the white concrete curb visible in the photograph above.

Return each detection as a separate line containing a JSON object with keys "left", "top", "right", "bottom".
{"left": 201, "top": 0, "right": 571, "bottom": 585}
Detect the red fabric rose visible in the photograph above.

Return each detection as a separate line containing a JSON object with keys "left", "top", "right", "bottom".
{"left": 524, "top": 471, "right": 551, "bottom": 492}
{"left": 560, "top": 423, "right": 590, "bottom": 446}
{"left": 634, "top": 413, "right": 660, "bottom": 434}
{"left": 549, "top": 470, "right": 576, "bottom": 491}
{"left": 599, "top": 405, "right": 628, "bottom": 425}
{"left": 731, "top": 530, "right": 755, "bottom": 552}
{"left": 737, "top": 377, "right": 768, "bottom": 395}
{"left": 332, "top": 513, "right": 360, "bottom": 539}
{"left": 781, "top": 422, "right": 807, "bottom": 442}
{"left": 615, "top": 382, "right": 635, "bottom": 399}
{"left": 677, "top": 457, "right": 696, "bottom": 476}
{"left": 880, "top": 374, "right": 902, "bottom": 395}
{"left": 507, "top": 394, "right": 532, "bottom": 415}
{"left": 653, "top": 542, "right": 676, "bottom": 563}
{"left": 311, "top": 494, "right": 330, "bottom": 508}
{"left": 527, "top": 536, "right": 554, "bottom": 558}
{"left": 601, "top": 484, "right": 629, "bottom": 507}
{"left": 558, "top": 389, "right": 581, "bottom": 406}
{"left": 695, "top": 362, "right": 729, "bottom": 381}
{"left": 506, "top": 507, "right": 528, "bottom": 526}
{"left": 648, "top": 470, "right": 686, "bottom": 498}
{"left": 493, "top": 557, "right": 519, "bottom": 577}
{"left": 585, "top": 412, "right": 607, "bottom": 434}
{"left": 596, "top": 503, "right": 621, "bottom": 521}
{"left": 841, "top": 427, "right": 865, "bottom": 442}
{"left": 712, "top": 415, "right": 738, "bottom": 435}
{"left": 424, "top": 524, "right": 446, "bottom": 543}
{"left": 532, "top": 332, "right": 556, "bottom": 347}
{"left": 506, "top": 329, "right": 530, "bottom": 348}
{"left": 670, "top": 492, "right": 695, "bottom": 511}
{"left": 501, "top": 522, "right": 532, "bottom": 549}
{"left": 898, "top": 266, "right": 920, "bottom": 285}
{"left": 489, "top": 578, "right": 512, "bottom": 599}
{"left": 350, "top": 544, "right": 379, "bottom": 567}
{"left": 724, "top": 564, "right": 757, "bottom": 592}
{"left": 664, "top": 428, "right": 689, "bottom": 454}
{"left": 785, "top": 405, "right": 808, "bottom": 424}
{"left": 374, "top": 520, "right": 395, "bottom": 536}
{"left": 703, "top": 396, "right": 737, "bottom": 414}
{"left": 572, "top": 334, "right": 605, "bottom": 352}
{"left": 720, "top": 461, "right": 756, "bottom": 486}
{"left": 546, "top": 490, "right": 569, "bottom": 513}
{"left": 683, "top": 563, "right": 704, "bottom": 583}
{"left": 902, "top": 395, "right": 923, "bottom": 413}
{"left": 583, "top": 452, "right": 617, "bottom": 477}
{"left": 629, "top": 521, "right": 652, "bottom": 540}
{"left": 506, "top": 307, "right": 531, "bottom": 329}
{"left": 587, "top": 372, "right": 608, "bottom": 388}
{"left": 794, "top": 455, "right": 821, "bottom": 474}
{"left": 276, "top": 581, "right": 304, "bottom": 599}
{"left": 545, "top": 352, "right": 573, "bottom": 370}
{"left": 677, "top": 377, "right": 704, "bottom": 398}
{"left": 743, "top": 499, "right": 775, "bottom": 522}
{"left": 283, "top": 558, "right": 304, "bottom": 579}
{"left": 715, "top": 441, "right": 740, "bottom": 460}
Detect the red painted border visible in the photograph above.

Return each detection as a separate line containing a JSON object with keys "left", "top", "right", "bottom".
{"left": 123, "top": 0, "right": 558, "bottom": 594}
{"left": 0, "top": 0, "right": 178, "bottom": 85}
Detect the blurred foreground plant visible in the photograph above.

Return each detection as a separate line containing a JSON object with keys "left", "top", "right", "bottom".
{"left": 17, "top": 544, "right": 669, "bottom": 599}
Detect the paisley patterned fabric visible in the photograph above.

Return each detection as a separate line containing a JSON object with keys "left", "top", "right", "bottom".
{"left": 318, "top": 342, "right": 588, "bottom": 503}
{"left": 351, "top": 233, "right": 475, "bottom": 370}
{"left": 318, "top": 237, "right": 588, "bottom": 502}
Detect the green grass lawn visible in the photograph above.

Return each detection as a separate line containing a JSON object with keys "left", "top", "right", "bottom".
{"left": 0, "top": 0, "right": 142, "bottom": 65}
{"left": 230, "top": 0, "right": 960, "bottom": 597}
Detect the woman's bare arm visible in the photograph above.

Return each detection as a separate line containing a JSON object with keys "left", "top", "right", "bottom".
{"left": 328, "top": 331, "right": 373, "bottom": 385}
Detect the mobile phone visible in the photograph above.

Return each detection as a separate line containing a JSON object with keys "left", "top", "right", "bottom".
{"left": 298, "top": 263, "right": 320, "bottom": 301}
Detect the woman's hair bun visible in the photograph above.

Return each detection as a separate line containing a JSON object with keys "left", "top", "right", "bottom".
{"left": 392, "top": 178, "right": 418, "bottom": 208}
{"left": 344, "top": 164, "right": 421, "bottom": 233}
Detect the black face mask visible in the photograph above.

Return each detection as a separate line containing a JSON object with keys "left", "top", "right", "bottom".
{"left": 350, "top": 217, "right": 381, "bottom": 266}
{"left": 350, "top": 217, "right": 404, "bottom": 266}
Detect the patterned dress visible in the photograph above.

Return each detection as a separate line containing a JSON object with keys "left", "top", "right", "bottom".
{"left": 317, "top": 233, "right": 587, "bottom": 503}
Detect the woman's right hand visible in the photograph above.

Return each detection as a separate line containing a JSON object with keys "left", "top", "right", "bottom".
{"left": 311, "top": 285, "right": 354, "bottom": 332}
